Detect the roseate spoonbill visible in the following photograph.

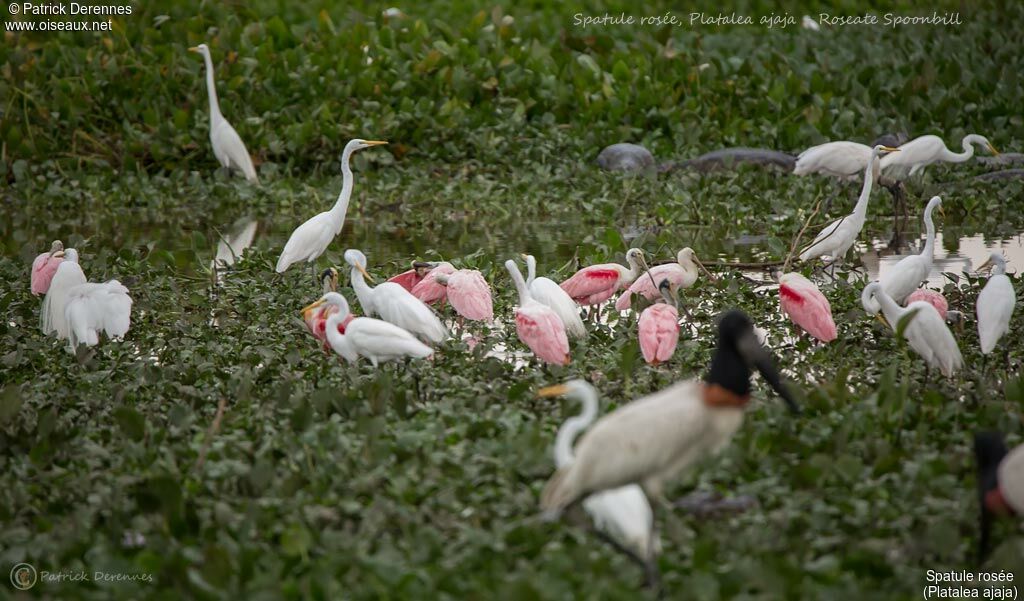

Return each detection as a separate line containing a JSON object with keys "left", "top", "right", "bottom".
{"left": 64, "top": 281, "right": 133, "bottom": 351}
{"left": 974, "top": 432, "right": 1023, "bottom": 561}
{"left": 863, "top": 196, "right": 943, "bottom": 314}
{"left": 387, "top": 261, "right": 437, "bottom": 292}
{"left": 799, "top": 145, "right": 899, "bottom": 263}
{"left": 540, "top": 380, "right": 660, "bottom": 584}
{"left": 861, "top": 282, "right": 962, "bottom": 377}
{"left": 275, "top": 139, "right": 388, "bottom": 274}
{"left": 303, "top": 292, "right": 432, "bottom": 367}
{"left": 638, "top": 280, "right": 680, "bottom": 366}
{"left": 432, "top": 270, "right": 493, "bottom": 322}
{"left": 31, "top": 240, "right": 65, "bottom": 295}
{"left": 522, "top": 254, "right": 586, "bottom": 340}
{"left": 41, "top": 248, "right": 87, "bottom": 339}
{"left": 793, "top": 141, "right": 872, "bottom": 180}
{"left": 881, "top": 134, "right": 998, "bottom": 176}
{"left": 345, "top": 249, "right": 448, "bottom": 344}
{"left": 541, "top": 310, "right": 799, "bottom": 515}
{"left": 615, "top": 248, "right": 711, "bottom": 310}
{"left": 410, "top": 262, "right": 456, "bottom": 305}
{"left": 505, "top": 260, "right": 570, "bottom": 365}
{"left": 189, "top": 44, "right": 259, "bottom": 182}
{"left": 560, "top": 248, "right": 647, "bottom": 307}
{"left": 303, "top": 268, "right": 353, "bottom": 347}
{"left": 976, "top": 253, "right": 1016, "bottom": 354}
{"left": 778, "top": 272, "right": 837, "bottom": 342}
{"left": 905, "top": 289, "right": 948, "bottom": 321}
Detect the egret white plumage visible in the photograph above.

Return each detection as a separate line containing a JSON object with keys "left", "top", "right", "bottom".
{"left": 540, "top": 380, "right": 660, "bottom": 583}
{"left": 793, "top": 141, "right": 872, "bottom": 179}
{"left": 799, "top": 145, "right": 899, "bottom": 263}
{"left": 275, "top": 139, "right": 388, "bottom": 274}
{"left": 540, "top": 310, "right": 799, "bottom": 514}
{"left": 302, "top": 292, "right": 432, "bottom": 366}
{"left": 863, "top": 196, "right": 943, "bottom": 314}
{"left": 345, "top": 249, "right": 448, "bottom": 344}
{"left": 64, "top": 281, "right": 133, "bottom": 350}
{"left": 189, "top": 43, "right": 259, "bottom": 182}
{"left": 976, "top": 253, "right": 1016, "bottom": 355}
{"left": 861, "top": 282, "right": 962, "bottom": 377}
{"left": 615, "top": 248, "right": 711, "bottom": 311}
{"left": 881, "top": 134, "right": 998, "bottom": 176}
{"left": 522, "top": 254, "right": 586, "bottom": 339}
{"left": 974, "top": 432, "right": 1024, "bottom": 561}
{"left": 40, "top": 248, "right": 87, "bottom": 339}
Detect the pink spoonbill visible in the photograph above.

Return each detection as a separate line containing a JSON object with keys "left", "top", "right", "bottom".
{"left": 506, "top": 259, "right": 570, "bottom": 366}
{"left": 778, "top": 272, "right": 837, "bottom": 342}
{"left": 31, "top": 240, "right": 65, "bottom": 296}
{"left": 638, "top": 280, "right": 681, "bottom": 366}
{"left": 616, "top": 248, "right": 711, "bottom": 310}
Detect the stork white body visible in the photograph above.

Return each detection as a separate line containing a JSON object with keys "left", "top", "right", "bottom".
{"left": 863, "top": 282, "right": 963, "bottom": 377}
{"left": 976, "top": 253, "right": 1016, "bottom": 354}
{"left": 40, "top": 249, "right": 88, "bottom": 340}
{"left": 190, "top": 44, "right": 258, "bottom": 182}
{"left": 523, "top": 255, "right": 586, "bottom": 339}
{"left": 864, "top": 196, "right": 943, "bottom": 314}
{"left": 793, "top": 141, "right": 872, "bottom": 179}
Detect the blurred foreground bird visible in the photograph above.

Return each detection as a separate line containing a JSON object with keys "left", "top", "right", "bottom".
{"left": 974, "top": 432, "right": 1022, "bottom": 561}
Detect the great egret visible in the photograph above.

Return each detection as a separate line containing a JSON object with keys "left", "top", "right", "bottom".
{"left": 540, "top": 310, "right": 799, "bottom": 513}
{"left": 976, "top": 253, "right": 1016, "bottom": 354}
{"left": 638, "top": 280, "right": 680, "bottom": 366}
{"left": 560, "top": 248, "right": 648, "bottom": 306}
{"left": 64, "top": 281, "right": 133, "bottom": 350}
{"left": 188, "top": 43, "right": 259, "bottom": 182}
{"left": 303, "top": 268, "right": 353, "bottom": 348}
{"left": 522, "top": 254, "right": 586, "bottom": 340}
{"left": 615, "top": 248, "right": 711, "bottom": 311}
{"left": 388, "top": 261, "right": 441, "bottom": 292}
{"left": 974, "top": 432, "right": 1023, "bottom": 561}
{"left": 410, "top": 262, "right": 456, "bottom": 305}
{"left": 303, "top": 292, "right": 432, "bottom": 367}
{"left": 40, "top": 248, "right": 87, "bottom": 339}
{"left": 344, "top": 249, "right": 448, "bottom": 344}
{"left": 799, "top": 145, "right": 899, "bottom": 263}
{"left": 31, "top": 240, "right": 64, "bottom": 295}
{"left": 275, "top": 139, "right": 388, "bottom": 274}
{"left": 864, "top": 196, "right": 943, "bottom": 314}
{"left": 861, "top": 282, "right": 962, "bottom": 377}
{"left": 793, "top": 141, "right": 872, "bottom": 179}
{"left": 881, "top": 134, "right": 998, "bottom": 176}
{"left": 540, "top": 380, "right": 660, "bottom": 583}
{"left": 505, "top": 260, "right": 571, "bottom": 365}
{"left": 905, "top": 289, "right": 948, "bottom": 321}
{"left": 778, "top": 272, "right": 837, "bottom": 342}
{"left": 432, "top": 269, "right": 494, "bottom": 323}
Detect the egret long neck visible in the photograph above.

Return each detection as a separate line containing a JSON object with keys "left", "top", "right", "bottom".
{"left": 553, "top": 391, "right": 598, "bottom": 468}
{"left": 874, "top": 288, "right": 906, "bottom": 325}
{"left": 947, "top": 137, "right": 976, "bottom": 162}
{"left": 324, "top": 313, "right": 357, "bottom": 362}
{"left": 330, "top": 150, "right": 355, "bottom": 232}
{"left": 525, "top": 256, "right": 536, "bottom": 287}
{"left": 508, "top": 264, "right": 532, "bottom": 305}
{"left": 349, "top": 266, "right": 375, "bottom": 315}
{"left": 852, "top": 156, "right": 877, "bottom": 220}
{"left": 201, "top": 52, "right": 223, "bottom": 122}
{"left": 921, "top": 205, "right": 937, "bottom": 259}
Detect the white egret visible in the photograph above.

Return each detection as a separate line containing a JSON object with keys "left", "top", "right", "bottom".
{"left": 275, "top": 139, "right": 388, "bottom": 274}
{"left": 65, "top": 281, "right": 133, "bottom": 350}
{"left": 40, "top": 248, "right": 87, "bottom": 339}
{"left": 975, "top": 432, "right": 1024, "bottom": 560}
{"left": 976, "top": 253, "right": 1016, "bottom": 354}
{"left": 540, "top": 310, "right": 799, "bottom": 514}
{"left": 189, "top": 43, "right": 259, "bottom": 182}
{"left": 303, "top": 292, "right": 432, "bottom": 366}
{"left": 881, "top": 134, "right": 998, "bottom": 176}
{"left": 793, "top": 141, "right": 872, "bottom": 179}
{"left": 345, "top": 249, "right": 448, "bottom": 344}
{"left": 861, "top": 282, "right": 962, "bottom": 377}
{"left": 799, "top": 145, "right": 899, "bottom": 263}
{"left": 522, "top": 254, "right": 586, "bottom": 339}
{"left": 540, "top": 380, "right": 660, "bottom": 584}
{"left": 863, "top": 196, "right": 943, "bottom": 314}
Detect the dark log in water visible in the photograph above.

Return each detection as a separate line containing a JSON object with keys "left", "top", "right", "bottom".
{"left": 974, "top": 168, "right": 1024, "bottom": 181}
{"left": 660, "top": 147, "right": 796, "bottom": 173}
{"left": 976, "top": 153, "right": 1024, "bottom": 167}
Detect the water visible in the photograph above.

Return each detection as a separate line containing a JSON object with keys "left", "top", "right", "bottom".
{"left": 863, "top": 232, "right": 1024, "bottom": 287}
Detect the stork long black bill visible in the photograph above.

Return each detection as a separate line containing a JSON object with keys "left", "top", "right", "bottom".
{"left": 710, "top": 311, "right": 800, "bottom": 415}
{"left": 735, "top": 328, "right": 801, "bottom": 415}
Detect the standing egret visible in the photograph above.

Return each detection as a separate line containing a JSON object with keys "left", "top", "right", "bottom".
{"left": 41, "top": 248, "right": 87, "bottom": 339}
{"left": 638, "top": 280, "right": 680, "bottom": 366}
{"left": 560, "top": 248, "right": 648, "bottom": 307}
{"left": 861, "top": 282, "right": 962, "bottom": 377}
{"left": 881, "top": 134, "right": 998, "bottom": 176}
{"left": 64, "top": 281, "right": 133, "bottom": 350}
{"left": 905, "top": 289, "right": 949, "bottom": 321}
{"left": 345, "top": 249, "right": 448, "bottom": 344}
{"left": 410, "top": 262, "right": 456, "bottom": 305}
{"left": 189, "top": 43, "right": 259, "bottom": 182}
{"left": 799, "top": 145, "right": 899, "bottom": 264}
{"left": 523, "top": 254, "right": 586, "bottom": 340}
{"left": 974, "top": 432, "right": 1023, "bottom": 561}
{"left": 976, "top": 253, "right": 1016, "bottom": 354}
{"left": 31, "top": 240, "right": 65, "bottom": 295}
{"left": 863, "top": 196, "right": 943, "bottom": 314}
{"left": 505, "top": 260, "right": 571, "bottom": 365}
{"left": 303, "top": 292, "right": 432, "bottom": 366}
{"left": 303, "top": 268, "right": 353, "bottom": 348}
{"left": 793, "top": 141, "right": 872, "bottom": 179}
{"left": 615, "top": 248, "right": 711, "bottom": 311}
{"left": 275, "top": 139, "right": 388, "bottom": 275}
{"left": 432, "top": 269, "right": 494, "bottom": 323}
{"left": 540, "top": 310, "right": 799, "bottom": 514}
{"left": 540, "top": 380, "right": 660, "bottom": 584}
{"left": 778, "top": 272, "right": 837, "bottom": 342}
